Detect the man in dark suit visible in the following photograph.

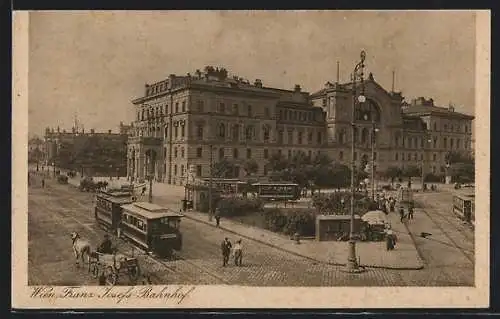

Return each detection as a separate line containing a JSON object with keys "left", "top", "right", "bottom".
{"left": 221, "top": 237, "right": 232, "bottom": 267}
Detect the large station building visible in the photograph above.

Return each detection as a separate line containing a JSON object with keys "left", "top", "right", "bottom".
{"left": 127, "top": 67, "right": 474, "bottom": 185}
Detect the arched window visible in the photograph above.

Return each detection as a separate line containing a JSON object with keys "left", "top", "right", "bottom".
{"left": 263, "top": 125, "right": 270, "bottom": 142}
{"left": 338, "top": 129, "right": 346, "bottom": 144}
{"left": 246, "top": 126, "right": 254, "bottom": 140}
{"left": 219, "top": 148, "right": 224, "bottom": 159}
{"left": 218, "top": 123, "right": 226, "bottom": 139}
{"left": 394, "top": 133, "right": 400, "bottom": 147}
{"left": 361, "top": 128, "right": 368, "bottom": 144}
{"left": 232, "top": 124, "right": 240, "bottom": 141}
{"left": 277, "top": 130, "right": 284, "bottom": 144}
{"left": 196, "top": 124, "right": 204, "bottom": 139}
{"left": 355, "top": 99, "right": 381, "bottom": 122}
{"left": 353, "top": 127, "right": 359, "bottom": 142}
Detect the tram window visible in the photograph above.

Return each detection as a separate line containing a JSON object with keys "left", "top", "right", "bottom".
{"left": 150, "top": 221, "right": 160, "bottom": 231}
{"left": 169, "top": 219, "right": 180, "bottom": 229}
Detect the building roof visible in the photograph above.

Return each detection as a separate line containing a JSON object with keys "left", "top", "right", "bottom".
{"left": 402, "top": 105, "right": 474, "bottom": 119}
{"left": 120, "top": 202, "right": 184, "bottom": 220}
{"left": 132, "top": 70, "right": 310, "bottom": 104}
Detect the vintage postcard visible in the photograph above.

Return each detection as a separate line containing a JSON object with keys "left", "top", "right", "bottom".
{"left": 13, "top": 10, "right": 490, "bottom": 309}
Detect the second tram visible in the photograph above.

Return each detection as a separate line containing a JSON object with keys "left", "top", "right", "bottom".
{"left": 252, "top": 182, "right": 301, "bottom": 201}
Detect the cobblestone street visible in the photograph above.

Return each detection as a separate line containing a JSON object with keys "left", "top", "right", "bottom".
{"left": 28, "top": 175, "right": 474, "bottom": 286}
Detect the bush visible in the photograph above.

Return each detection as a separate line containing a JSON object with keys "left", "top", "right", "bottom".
{"left": 311, "top": 191, "right": 368, "bottom": 215}
{"left": 424, "top": 173, "right": 443, "bottom": 183}
{"left": 216, "top": 197, "right": 264, "bottom": 217}
{"left": 199, "top": 193, "right": 222, "bottom": 213}
{"left": 263, "top": 209, "right": 316, "bottom": 237}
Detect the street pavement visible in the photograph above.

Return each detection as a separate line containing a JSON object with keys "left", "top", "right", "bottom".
{"left": 27, "top": 172, "right": 474, "bottom": 286}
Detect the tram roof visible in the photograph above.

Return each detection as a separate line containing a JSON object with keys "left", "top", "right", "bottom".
{"left": 120, "top": 202, "right": 184, "bottom": 219}
{"left": 97, "top": 191, "right": 134, "bottom": 204}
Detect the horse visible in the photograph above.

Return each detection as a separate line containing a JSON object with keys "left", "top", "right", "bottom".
{"left": 70, "top": 231, "right": 92, "bottom": 268}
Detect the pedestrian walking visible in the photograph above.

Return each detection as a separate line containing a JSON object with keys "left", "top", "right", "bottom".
{"left": 386, "top": 229, "right": 395, "bottom": 251}
{"left": 215, "top": 214, "right": 221, "bottom": 227}
{"left": 220, "top": 237, "right": 232, "bottom": 267}
{"left": 399, "top": 206, "right": 405, "bottom": 223}
{"left": 233, "top": 239, "right": 243, "bottom": 266}
{"left": 41, "top": 178, "right": 45, "bottom": 188}
{"left": 141, "top": 186, "right": 146, "bottom": 196}
{"left": 408, "top": 204, "right": 414, "bottom": 220}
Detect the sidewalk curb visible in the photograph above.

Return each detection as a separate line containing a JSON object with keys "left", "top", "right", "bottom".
{"left": 182, "top": 212, "right": 425, "bottom": 271}
{"left": 402, "top": 220, "right": 427, "bottom": 269}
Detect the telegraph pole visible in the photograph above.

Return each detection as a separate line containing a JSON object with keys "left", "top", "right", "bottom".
{"left": 208, "top": 144, "right": 213, "bottom": 221}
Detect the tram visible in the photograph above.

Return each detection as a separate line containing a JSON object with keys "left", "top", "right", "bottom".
{"left": 252, "top": 182, "right": 300, "bottom": 201}
{"left": 119, "top": 202, "right": 184, "bottom": 258}
{"left": 453, "top": 193, "right": 475, "bottom": 224}
{"left": 94, "top": 189, "right": 134, "bottom": 234}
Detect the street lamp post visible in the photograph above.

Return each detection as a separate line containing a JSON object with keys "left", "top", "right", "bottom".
{"left": 371, "top": 125, "right": 380, "bottom": 202}
{"left": 363, "top": 113, "right": 378, "bottom": 202}
{"left": 345, "top": 50, "right": 367, "bottom": 273}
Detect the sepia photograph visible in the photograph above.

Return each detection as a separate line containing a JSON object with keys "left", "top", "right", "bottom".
{"left": 13, "top": 10, "right": 490, "bottom": 308}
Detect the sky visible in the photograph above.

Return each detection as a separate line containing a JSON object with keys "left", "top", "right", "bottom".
{"left": 27, "top": 10, "right": 476, "bottom": 138}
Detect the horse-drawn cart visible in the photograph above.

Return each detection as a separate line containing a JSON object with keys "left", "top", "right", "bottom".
{"left": 89, "top": 251, "right": 141, "bottom": 285}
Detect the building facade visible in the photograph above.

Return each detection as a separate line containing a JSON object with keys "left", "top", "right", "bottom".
{"left": 128, "top": 67, "right": 474, "bottom": 185}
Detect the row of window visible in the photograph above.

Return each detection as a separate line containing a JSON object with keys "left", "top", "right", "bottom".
{"left": 432, "top": 121, "right": 470, "bottom": 133}
{"left": 277, "top": 130, "right": 323, "bottom": 145}
{"left": 213, "top": 102, "right": 261, "bottom": 118}
{"left": 122, "top": 213, "right": 147, "bottom": 232}
{"left": 138, "top": 99, "right": 273, "bottom": 122}
{"left": 278, "top": 109, "right": 316, "bottom": 122}
{"left": 337, "top": 128, "right": 377, "bottom": 145}
{"left": 394, "top": 135, "right": 468, "bottom": 150}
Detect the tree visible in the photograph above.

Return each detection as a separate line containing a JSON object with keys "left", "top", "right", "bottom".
{"left": 445, "top": 151, "right": 473, "bottom": 165}
{"left": 267, "top": 153, "right": 289, "bottom": 172}
{"left": 212, "top": 159, "right": 236, "bottom": 178}
{"left": 402, "top": 165, "right": 420, "bottom": 184}
{"left": 383, "top": 166, "right": 402, "bottom": 185}
{"left": 450, "top": 162, "right": 475, "bottom": 183}
{"left": 243, "top": 159, "right": 259, "bottom": 177}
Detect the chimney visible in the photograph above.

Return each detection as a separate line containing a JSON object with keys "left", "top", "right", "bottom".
{"left": 294, "top": 84, "right": 301, "bottom": 92}
{"left": 90, "top": 129, "right": 95, "bottom": 134}
{"left": 108, "top": 130, "right": 112, "bottom": 134}
{"left": 254, "top": 79, "right": 263, "bottom": 88}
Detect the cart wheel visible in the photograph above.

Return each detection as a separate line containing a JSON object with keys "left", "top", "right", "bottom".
{"left": 128, "top": 264, "right": 141, "bottom": 283}
{"left": 105, "top": 266, "right": 118, "bottom": 286}
{"left": 89, "top": 262, "right": 99, "bottom": 278}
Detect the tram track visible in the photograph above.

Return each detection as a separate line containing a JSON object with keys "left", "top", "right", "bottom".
{"left": 38, "top": 178, "right": 229, "bottom": 285}
{"left": 414, "top": 195, "right": 475, "bottom": 245}
{"left": 415, "top": 203, "right": 474, "bottom": 265}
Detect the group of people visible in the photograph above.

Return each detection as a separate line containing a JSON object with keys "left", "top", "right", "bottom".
{"left": 374, "top": 194, "right": 397, "bottom": 214}
{"left": 221, "top": 237, "right": 243, "bottom": 267}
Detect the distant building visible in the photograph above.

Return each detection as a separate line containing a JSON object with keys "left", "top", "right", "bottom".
{"left": 44, "top": 124, "right": 128, "bottom": 176}
{"left": 127, "top": 66, "right": 474, "bottom": 185}
{"left": 28, "top": 136, "right": 45, "bottom": 163}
